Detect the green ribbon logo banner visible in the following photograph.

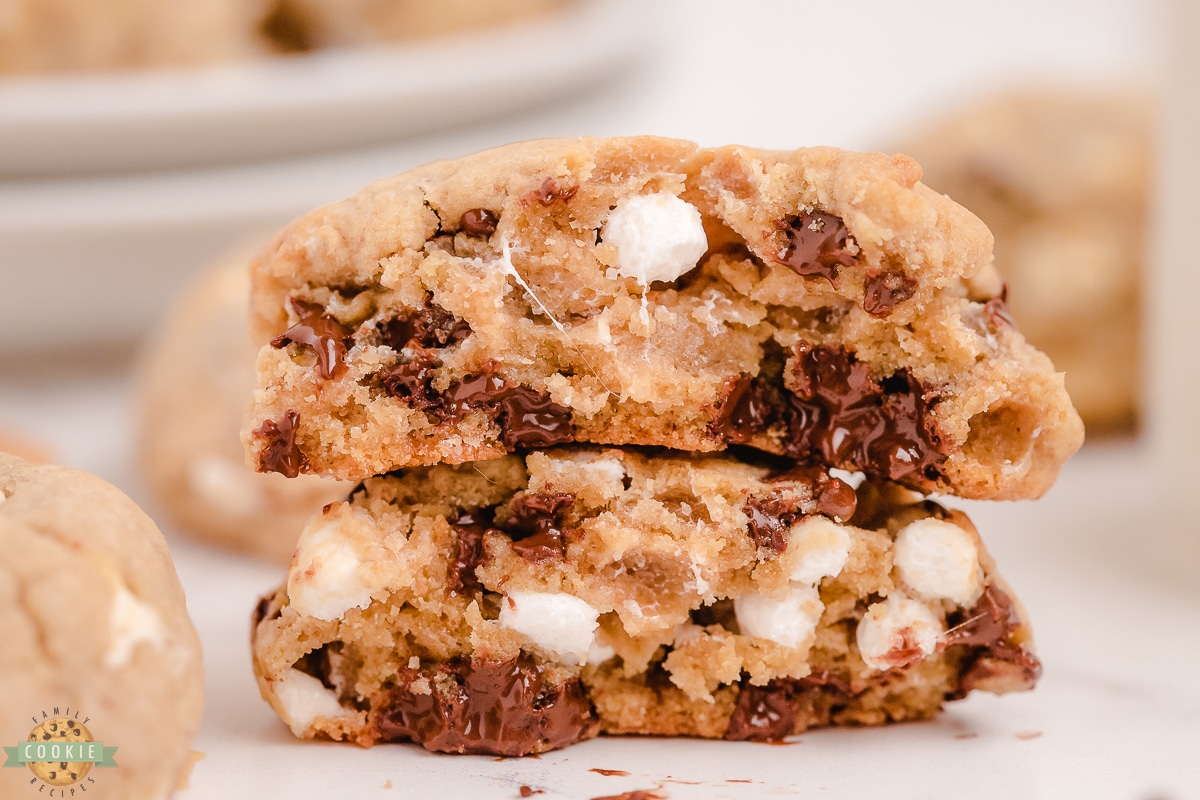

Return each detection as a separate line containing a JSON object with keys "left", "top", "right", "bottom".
{"left": 3, "top": 741, "right": 118, "bottom": 768}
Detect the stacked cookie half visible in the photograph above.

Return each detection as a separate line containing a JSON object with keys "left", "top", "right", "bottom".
{"left": 244, "top": 137, "right": 1083, "bottom": 754}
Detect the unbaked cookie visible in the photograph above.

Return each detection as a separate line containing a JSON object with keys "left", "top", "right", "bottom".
{"left": 250, "top": 447, "right": 1038, "bottom": 754}
{"left": 137, "top": 250, "right": 349, "bottom": 564}
{"left": 242, "top": 137, "right": 1084, "bottom": 499}
{"left": 0, "top": 452, "right": 204, "bottom": 799}
{"left": 898, "top": 89, "right": 1151, "bottom": 432}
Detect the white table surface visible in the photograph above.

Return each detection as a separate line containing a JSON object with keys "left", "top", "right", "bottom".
{"left": 3, "top": 1, "right": 1196, "bottom": 798}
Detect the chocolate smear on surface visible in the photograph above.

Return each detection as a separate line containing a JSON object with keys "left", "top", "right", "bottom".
{"left": 460, "top": 208, "right": 499, "bottom": 238}
{"left": 590, "top": 792, "right": 666, "bottom": 800}
{"left": 590, "top": 769, "right": 631, "bottom": 777}
{"left": 505, "top": 492, "right": 574, "bottom": 562}
{"left": 942, "top": 585, "right": 1041, "bottom": 697}
{"left": 371, "top": 654, "right": 597, "bottom": 756}
{"left": 271, "top": 299, "right": 353, "bottom": 380}
{"left": 253, "top": 410, "right": 306, "bottom": 477}
{"left": 862, "top": 270, "right": 918, "bottom": 316}
{"left": 725, "top": 671, "right": 854, "bottom": 742}
{"left": 773, "top": 211, "right": 858, "bottom": 284}
{"left": 381, "top": 299, "right": 472, "bottom": 351}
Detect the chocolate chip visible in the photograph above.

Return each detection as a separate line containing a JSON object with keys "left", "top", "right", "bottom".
{"left": 941, "top": 585, "right": 1041, "bottom": 696}
{"left": 370, "top": 654, "right": 598, "bottom": 755}
{"left": 448, "top": 511, "right": 492, "bottom": 594}
{"left": 724, "top": 672, "right": 855, "bottom": 742}
{"left": 773, "top": 211, "right": 858, "bottom": 284}
{"left": 862, "top": 270, "right": 918, "bottom": 316}
{"left": 380, "top": 298, "right": 472, "bottom": 351}
{"left": 536, "top": 178, "right": 578, "bottom": 206}
{"left": 253, "top": 410, "right": 306, "bottom": 477}
{"left": 270, "top": 299, "right": 353, "bottom": 380}
{"left": 506, "top": 492, "right": 574, "bottom": 562}
{"left": 460, "top": 208, "right": 499, "bottom": 238}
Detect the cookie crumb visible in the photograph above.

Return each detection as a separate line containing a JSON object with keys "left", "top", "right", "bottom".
{"left": 954, "top": 732, "right": 978, "bottom": 740}
{"left": 519, "top": 786, "right": 543, "bottom": 797}
{"left": 384, "top": 779, "right": 393, "bottom": 789}
{"left": 590, "top": 768, "right": 630, "bottom": 777}
{"left": 1015, "top": 730, "right": 1043, "bottom": 740}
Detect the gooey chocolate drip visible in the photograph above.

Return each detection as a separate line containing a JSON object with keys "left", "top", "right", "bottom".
{"left": 252, "top": 409, "right": 307, "bottom": 477}
{"left": 370, "top": 653, "right": 597, "bottom": 755}
{"left": 725, "top": 670, "right": 855, "bottom": 742}
{"left": 713, "top": 343, "right": 948, "bottom": 490}
{"left": 743, "top": 468, "right": 857, "bottom": 553}
{"left": 941, "top": 585, "right": 1041, "bottom": 697}
{"left": 774, "top": 211, "right": 858, "bottom": 284}
{"left": 271, "top": 299, "right": 354, "bottom": 380}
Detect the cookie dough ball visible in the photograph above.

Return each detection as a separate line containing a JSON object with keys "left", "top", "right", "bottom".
{"left": 899, "top": 89, "right": 1152, "bottom": 432}
{"left": 137, "top": 252, "right": 349, "bottom": 564}
{"left": 0, "top": 453, "right": 203, "bottom": 799}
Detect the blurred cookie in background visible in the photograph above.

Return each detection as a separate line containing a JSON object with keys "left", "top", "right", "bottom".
{"left": 0, "top": 0, "right": 272, "bottom": 74}
{"left": 899, "top": 89, "right": 1152, "bottom": 433}
{"left": 0, "top": 451, "right": 204, "bottom": 800}
{"left": 136, "top": 249, "right": 348, "bottom": 564}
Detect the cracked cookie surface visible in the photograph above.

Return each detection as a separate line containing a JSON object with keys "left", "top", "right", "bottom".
{"left": 243, "top": 137, "right": 1082, "bottom": 499}
{"left": 250, "top": 448, "right": 1038, "bottom": 754}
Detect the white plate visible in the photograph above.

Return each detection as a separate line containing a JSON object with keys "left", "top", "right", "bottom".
{"left": 0, "top": 0, "right": 644, "bottom": 177}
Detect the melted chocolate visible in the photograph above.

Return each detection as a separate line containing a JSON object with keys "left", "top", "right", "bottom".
{"left": 381, "top": 300, "right": 472, "bottom": 351}
{"left": 536, "top": 178, "right": 578, "bottom": 206}
{"left": 774, "top": 211, "right": 858, "bottom": 284}
{"left": 506, "top": 493, "right": 574, "bottom": 562}
{"left": 712, "top": 345, "right": 948, "bottom": 490}
{"left": 724, "top": 671, "right": 854, "bottom": 742}
{"left": 270, "top": 299, "right": 353, "bottom": 380}
{"left": 371, "top": 654, "right": 597, "bottom": 755}
{"left": 862, "top": 270, "right": 918, "bottom": 316}
{"left": 449, "top": 511, "right": 492, "bottom": 594}
{"left": 460, "top": 208, "right": 499, "bottom": 238}
{"left": 743, "top": 495, "right": 802, "bottom": 553}
{"left": 253, "top": 410, "right": 306, "bottom": 477}
{"left": 380, "top": 351, "right": 441, "bottom": 410}
{"left": 942, "top": 585, "right": 1041, "bottom": 696}
{"left": 252, "top": 594, "right": 281, "bottom": 626}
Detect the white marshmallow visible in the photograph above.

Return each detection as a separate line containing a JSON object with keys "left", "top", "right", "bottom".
{"left": 187, "top": 453, "right": 263, "bottom": 516}
{"left": 789, "top": 517, "right": 852, "bottom": 585}
{"left": 105, "top": 584, "right": 168, "bottom": 668}
{"left": 274, "top": 669, "right": 350, "bottom": 736}
{"left": 734, "top": 584, "right": 824, "bottom": 650}
{"left": 288, "top": 518, "right": 373, "bottom": 621}
{"left": 603, "top": 192, "right": 709, "bottom": 285}
{"left": 856, "top": 593, "right": 941, "bottom": 672}
{"left": 499, "top": 590, "right": 600, "bottom": 665}
{"left": 893, "top": 518, "right": 984, "bottom": 606}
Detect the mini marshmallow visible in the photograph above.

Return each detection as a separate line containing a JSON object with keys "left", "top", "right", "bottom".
{"left": 789, "top": 517, "right": 852, "bottom": 585}
{"left": 856, "top": 593, "right": 941, "bottom": 672}
{"left": 603, "top": 192, "right": 709, "bottom": 285}
{"left": 105, "top": 584, "right": 168, "bottom": 668}
{"left": 499, "top": 590, "right": 600, "bottom": 665}
{"left": 274, "top": 668, "right": 350, "bottom": 736}
{"left": 734, "top": 584, "right": 824, "bottom": 650}
{"left": 893, "top": 518, "right": 984, "bottom": 606}
{"left": 288, "top": 518, "right": 373, "bottom": 621}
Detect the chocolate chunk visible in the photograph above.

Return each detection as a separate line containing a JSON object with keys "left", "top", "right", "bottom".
{"left": 444, "top": 371, "right": 511, "bottom": 418}
{"left": 536, "top": 177, "right": 578, "bottom": 206}
{"left": 380, "top": 350, "right": 441, "bottom": 410}
{"left": 743, "top": 494, "right": 802, "bottom": 553}
{"left": 460, "top": 208, "right": 499, "bottom": 238}
{"left": 784, "top": 343, "right": 947, "bottom": 488}
{"left": 941, "top": 585, "right": 1041, "bottom": 696}
{"left": 253, "top": 410, "right": 306, "bottom": 478}
{"left": 725, "top": 673, "right": 854, "bottom": 742}
{"left": 765, "top": 464, "right": 859, "bottom": 522}
{"left": 505, "top": 492, "right": 574, "bottom": 562}
{"left": 381, "top": 299, "right": 472, "bottom": 351}
{"left": 773, "top": 211, "right": 858, "bottom": 284}
{"left": 271, "top": 299, "right": 353, "bottom": 380}
{"left": 449, "top": 511, "right": 493, "bottom": 594}
{"left": 371, "top": 654, "right": 597, "bottom": 755}
{"left": 712, "top": 376, "right": 773, "bottom": 444}
{"left": 443, "top": 372, "right": 575, "bottom": 449}
{"left": 862, "top": 270, "right": 918, "bottom": 316}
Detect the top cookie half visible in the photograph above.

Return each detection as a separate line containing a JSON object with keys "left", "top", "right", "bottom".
{"left": 243, "top": 137, "right": 1083, "bottom": 499}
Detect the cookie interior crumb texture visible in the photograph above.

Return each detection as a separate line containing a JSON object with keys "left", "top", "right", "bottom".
{"left": 0, "top": 452, "right": 204, "bottom": 799}
{"left": 242, "top": 136, "right": 1084, "bottom": 499}
{"left": 251, "top": 448, "right": 1039, "bottom": 755}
